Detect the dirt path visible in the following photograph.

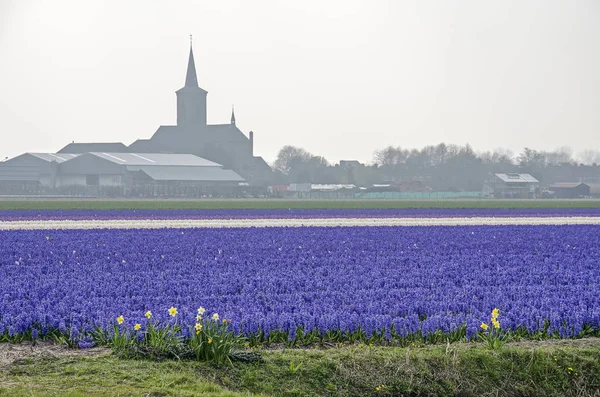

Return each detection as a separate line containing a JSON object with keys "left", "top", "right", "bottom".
{"left": 0, "top": 341, "right": 109, "bottom": 367}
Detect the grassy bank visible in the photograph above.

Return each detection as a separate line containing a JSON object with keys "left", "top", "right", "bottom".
{"left": 2, "top": 339, "right": 600, "bottom": 396}
{"left": 1, "top": 198, "right": 600, "bottom": 210}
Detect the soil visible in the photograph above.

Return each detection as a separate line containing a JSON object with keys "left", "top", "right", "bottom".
{"left": 0, "top": 341, "right": 109, "bottom": 367}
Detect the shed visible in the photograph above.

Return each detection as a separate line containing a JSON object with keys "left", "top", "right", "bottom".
{"left": 548, "top": 182, "right": 590, "bottom": 198}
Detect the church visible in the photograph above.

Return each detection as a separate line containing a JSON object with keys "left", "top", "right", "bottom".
{"left": 58, "top": 43, "right": 272, "bottom": 185}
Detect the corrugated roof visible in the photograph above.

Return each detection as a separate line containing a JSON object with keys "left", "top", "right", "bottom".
{"left": 58, "top": 142, "right": 128, "bottom": 153}
{"left": 28, "top": 153, "right": 80, "bottom": 163}
{"left": 133, "top": 166, "right": 244, "bottom": 182}
{"left": 494, "top": 173, "right": 539, "bottom": 183}
{"left": 89, "top": 153, "right": 222, "bottom": 167}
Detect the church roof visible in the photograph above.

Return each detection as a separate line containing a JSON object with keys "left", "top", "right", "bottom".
{"left": 58, "top": 142, "right": 128, "bottom": 153}
{"left": 128, "top": 139, "right": 153, "bottom": 152}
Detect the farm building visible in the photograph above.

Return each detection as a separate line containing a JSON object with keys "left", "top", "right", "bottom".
{"left": 548, "top": 182, "right": 591, "bottom": 198}
{"left": 0, "top": 152, "right": 245, "bottom": 196}
{"left": 587, "top": 183, "right": 600, "bottom": 198}
{"left": 0, "top": 153, "right": 79, "bottom": 193}
{"left": 58, "top": 142, "right": 128, "bottom": 153}
{"left": 489, "top": 173, "right": 539, "bottom": 198}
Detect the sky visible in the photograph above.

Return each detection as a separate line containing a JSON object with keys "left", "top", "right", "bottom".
{"left": 0, "top": 0, "right": 599, "bottom": 164}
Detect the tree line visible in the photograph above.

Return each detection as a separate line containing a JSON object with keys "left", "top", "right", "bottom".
{"left": 271, "top": 144, "right": 600, "bottom": 190}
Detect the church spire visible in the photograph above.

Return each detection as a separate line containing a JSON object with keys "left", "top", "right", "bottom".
{"left": 231, "top": 105, "right": 236, "bottom": 125}
{"left": 176, "top": 36, "right": 208, "bottom": 127}
{"left": 185, "top": 35, "right": 199, "bottom": 88}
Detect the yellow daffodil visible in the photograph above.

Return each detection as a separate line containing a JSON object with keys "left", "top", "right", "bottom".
{"left": 491, "top": 308, "right": 499, "bottom": 319}
{"left": 134, "top": 324, "right": 141, "bottom": 331}
{"left": 198, "top": 307, "right": 206, "bottom": 315}
{"left": 117, "top": 315, "right": 124, "bottom": 325}
{"left": 168, "top": 306, "right": 178, "bottom": 317}
{"left": 145, "top": 311, "right": 152, "bottom": 319}
{"left": 208, "top": 338, "right": 213, "bottom": 344}
{"left": 493, "top": 320, "right": 500, "bottom": 329}
{"left": 480, "top": 322, "right": 489, "bottom": 330}
{"left": 212, "top": 313, "right": 219, "bottom": 321}
{"left": 223, "top": 319, "right": 227, "bottom": 324}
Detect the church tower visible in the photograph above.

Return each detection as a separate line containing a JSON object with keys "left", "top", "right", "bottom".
{"left": 176, "top": 41, "right": 207, "bottom": 128}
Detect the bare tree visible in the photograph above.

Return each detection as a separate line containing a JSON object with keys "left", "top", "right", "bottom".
{"left": 578, "top": 149, "right": 600, "bottom": 165}
{"left": 517, "top": 148, "right": 547, "bottom": 169}
{"left": 545, "top": 146, "right": 573, "bottom": 165}
{"left": 373, "top": 146, "right": 408, "bottom": 166}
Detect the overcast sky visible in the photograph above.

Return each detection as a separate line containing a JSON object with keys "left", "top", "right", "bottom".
{"left": 1, "top": 0, "right": 599, "bottom": 164}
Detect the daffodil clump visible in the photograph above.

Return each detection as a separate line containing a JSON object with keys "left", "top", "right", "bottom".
{"left": 106, "top": 306, "right": 237, "bottom": 365}
{"left": 479, "top": 308, "right": 509, "bottom": 350}
{"left": 189, "top": 306, "right": 237, "bottom": 366}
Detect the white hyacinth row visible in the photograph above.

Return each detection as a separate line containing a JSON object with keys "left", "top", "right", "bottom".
{"left": 1, "top": 216, "right": 600, "bottom": 230}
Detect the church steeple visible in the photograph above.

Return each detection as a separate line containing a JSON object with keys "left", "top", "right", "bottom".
{"left": 184, "top": 41, "right": 199, "bottom": 88}
{"left": 176, "top": 35, "right": 208, "bottom": 128}
{"left": 231, "top": 105, "right": 236, "bottom": 125}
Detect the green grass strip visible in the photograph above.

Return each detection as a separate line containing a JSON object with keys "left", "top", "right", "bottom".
{"left": 2, "top": 198, "right": 600, "bottom": 210}
{"left": 2, "top": 339, "right": 599, "bottom": 396}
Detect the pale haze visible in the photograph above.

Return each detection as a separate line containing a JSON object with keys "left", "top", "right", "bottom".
{"left": 1, "top": 0, "right": 599, "bottom": 164}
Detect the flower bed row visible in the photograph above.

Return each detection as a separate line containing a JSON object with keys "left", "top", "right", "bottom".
{"left": 2, "top": 207, "right": 600, "bottom": 221}
{"left": 1, "top": 225, "right": 599, "bottom": 347}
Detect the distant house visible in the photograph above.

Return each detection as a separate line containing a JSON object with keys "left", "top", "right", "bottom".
{"left": 339, "top": 160, "right": 363, "bottom": 168}
{"left": 491, "top": 173, "right": 539, "bottom": 198}
{"left": 548, "top": 182, "right": 590, "bottom": 198}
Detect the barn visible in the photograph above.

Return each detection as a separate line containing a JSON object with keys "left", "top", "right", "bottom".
{"left": 548, "top": 182, "right": 591, "bottom": 198}
{"left": 0, "top": 153, "right": 79, "bottom": 194}
{"left": 0, "top": 152, "right": 245, "bottom": 196}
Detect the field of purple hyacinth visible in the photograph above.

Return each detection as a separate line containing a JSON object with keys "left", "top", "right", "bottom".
{"left": 2, "top": 207, "right": 600, "bottom": 221}
{"left": 1, "top": 224, "right": 599, "bottom": 346}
